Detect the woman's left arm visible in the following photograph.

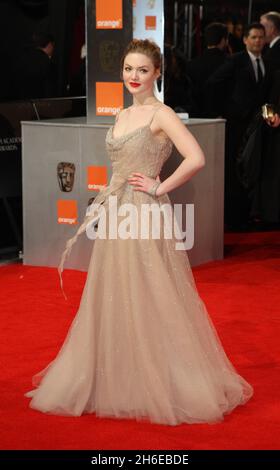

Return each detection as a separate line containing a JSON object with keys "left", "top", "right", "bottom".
{"left": 154, "top": 105, "right": 205, "bottom": 196}
{"left": 128, "top": 105, "right": 205, "bottom": 196}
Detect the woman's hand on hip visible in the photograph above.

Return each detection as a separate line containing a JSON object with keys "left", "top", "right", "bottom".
{"left": 127, "top": 172, "right": 162, "bottom": 196}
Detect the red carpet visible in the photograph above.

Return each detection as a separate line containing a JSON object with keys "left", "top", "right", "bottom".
{"left": 0, "top": 231, "right": 279, "bottom": 450}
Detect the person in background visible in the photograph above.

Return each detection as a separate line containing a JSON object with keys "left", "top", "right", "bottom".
{"left": 164, "top": 44, "right": 195, "bottom": 115}
{"left": 229, "top": 21, "right": 245, "bottom": 53}
{"left": 206, "top": 23, "right": 271, "bottom": 228}
{"left": 224, "top": 17, "right": 235, "bottom": 54}
{"left": 12, "top": 31, "right": 56, "bottom": 99}
{"left": 260, "top": 11, "right": 280, "bottom": 73}
{"left": 187, "top": 22, "right": 228, "bottom": 117}
{"left": 68, "top": 43, "right": 86, "bottom": 97}
{"left": 259, "top": 70, "right": 280, "bottom": 224}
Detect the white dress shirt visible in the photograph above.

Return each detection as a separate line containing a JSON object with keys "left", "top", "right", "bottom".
{"left": 247, "top": 50, "right": 265, "bottom": 81}
{"left": 270, "top": 36, "right": 280, "bottom": 48}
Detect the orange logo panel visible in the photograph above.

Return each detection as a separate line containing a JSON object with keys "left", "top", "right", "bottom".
{"left": 87, "top": 166, "right": 108, "bottom": 191}
{"left": 145, "top": 16, "right": 156, "bottom": 30}
{"left": 96, "top": 0, "right": 123, "bottom": 29}
{"left": 96, "top": 82, "right": 124, "bottom": 116}
{"left": 57, "top": 200, "right": 78, "bottom": 225}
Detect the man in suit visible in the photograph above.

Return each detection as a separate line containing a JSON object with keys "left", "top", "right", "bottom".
{"left": 12, "top": 32, "right": 56, "bottom": 100}
{"left": 260, "top": 70, "right": 280, "bottom": 224}
{"left": 260, "top": 11, "right": 280, "bottom": 73}
{"left": 206, "top": 23, "right": 270, "bottom": 228}
{"left": 187, "top": 22, "right": 228, "bottom": 116}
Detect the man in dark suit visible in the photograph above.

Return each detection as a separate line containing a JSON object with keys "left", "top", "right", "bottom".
{"left": 206, "top": 23, "right": 271, "bottom": 228}
{"left": 206, "top": 23, "right": 269, "bottom": 122}
{"left": 260, "top": 11, "right": 280, "bottom": 73}
{"left": 260, "top": 70, "right": 280, "bottom": 224}
{"left": 187, "top": 22, "right": 228, "bottom": 116}
{"left": 12, "top": 32, "right": 56, "bottom": 100}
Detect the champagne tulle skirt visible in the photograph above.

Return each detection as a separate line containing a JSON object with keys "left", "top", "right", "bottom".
{"left": 25, "top": 200, "right": 253, "bottom": 425}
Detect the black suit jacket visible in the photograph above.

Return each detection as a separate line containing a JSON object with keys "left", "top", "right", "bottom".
{"left": 12, "top": 47, "right": 56, "bottom": 99}
{"left": 187, "top": 48, "right": 227, "bottom": 114}
{"left": 205, "top": 51, "right": 272, "bottom": 121}
{"left": 260, "top": 68, "right": 280, "bottom": 222}
{"left": 187, "top": 48, "right": 227, "bottom": 86}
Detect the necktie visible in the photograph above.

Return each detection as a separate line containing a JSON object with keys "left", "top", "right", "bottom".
{"left": 256, "top": 58, "right": 263, "bottom": 83}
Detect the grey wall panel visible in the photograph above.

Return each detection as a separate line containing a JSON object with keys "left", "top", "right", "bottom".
{"left": 22, "top": 121, "right": 108, "bottom": 272}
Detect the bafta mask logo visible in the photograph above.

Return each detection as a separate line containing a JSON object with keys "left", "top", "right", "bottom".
{"left": 57, "top": 162, "right": 75, "bottom": 192}
{"left": 99, "top": 41, "right": 120, "bottom": 73}
{"left": 147, "top": 0, "right": 156, "bottom": 8}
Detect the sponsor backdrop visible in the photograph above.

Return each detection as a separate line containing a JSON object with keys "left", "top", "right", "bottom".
{"left": 86, "top": 0, "right": 132, "bottom": 123}
{"left": 86, "top": 0, "right": 164, "bottom": 122}
{"left": 0, "top": 98, "right": 86, "bottom": 254}
{"left": 22, "top": 119, "right": 112, "bottom": 270}
{"left": 22, "top": 118, "right": 225, "bottom": 271}
{"left": 133, "top": 0, "right": 164, "bottom": 102}
{"left": 22, "top": 1, "right": 224, "bottom": 272}
{"left": 53, "top": 1, "right": 164, "bottom": 235}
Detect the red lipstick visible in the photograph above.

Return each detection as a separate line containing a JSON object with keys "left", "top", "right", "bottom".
{"left": 129, "top": 82, "right": 141, "bottom": 88}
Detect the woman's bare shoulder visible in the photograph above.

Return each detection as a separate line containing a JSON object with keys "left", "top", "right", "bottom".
{"left": 156, "top": 103, "right": 178, "bottom": 118}
{"left": 154, "top": 104, "right": 182, "bottom": 132}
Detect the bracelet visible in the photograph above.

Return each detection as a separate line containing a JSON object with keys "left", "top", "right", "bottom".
{"left": 147, "top": 181, "right": 161, "bottom": 197}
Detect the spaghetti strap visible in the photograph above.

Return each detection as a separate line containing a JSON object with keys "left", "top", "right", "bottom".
{"left": 112, "top": 103, "right": 163, "bottom": 138}
{"left": 112, "top": 108, "right": 124, "bottom": 133}
{"left": 114, "top": 108, "right": 123, "bottom": 123}
{"left": 148, "top": 103, "right": 163, "bottom": 126}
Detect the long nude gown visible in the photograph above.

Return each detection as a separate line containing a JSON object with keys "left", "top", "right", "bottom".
{"left": 25, "top": 105, "right": 253, "bottom": 425}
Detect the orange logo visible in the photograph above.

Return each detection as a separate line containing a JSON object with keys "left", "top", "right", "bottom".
{"left": 132, "top": 0, "right": 136, "bottom": 6}
{"left": 96, "top": 82, "right": 124, "bottom": 116}
{"left": 145, "top": 16, "right": 156, "bottom": 30}
{"left": 87, "top": 166, "right": 108, "bottom": 191}
{"left": 96, "top": 0, "right": 123, "bottom": 29}
{"left": 57, "top": 200, "right": 78, "bottom": 225}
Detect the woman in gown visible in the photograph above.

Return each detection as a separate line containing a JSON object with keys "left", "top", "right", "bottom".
{"left": 25, "top": 39, "right": 253, "bottom": 425}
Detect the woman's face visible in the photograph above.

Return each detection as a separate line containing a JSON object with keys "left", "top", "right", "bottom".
{"left": 122, "top": 52, "right": 160, "bottom": 95}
